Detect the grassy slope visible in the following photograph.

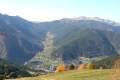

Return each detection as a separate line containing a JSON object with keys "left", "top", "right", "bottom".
{"left": 15, "top": 69, "right": 112, "bottom": 80}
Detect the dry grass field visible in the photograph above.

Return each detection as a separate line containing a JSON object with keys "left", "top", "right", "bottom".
{"left": 12, "top": 69, "right": 114, "bottom": 80}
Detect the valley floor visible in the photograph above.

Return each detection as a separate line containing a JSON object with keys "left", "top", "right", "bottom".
{"left": 10, "top": 69, "right": 114, "bottom": 80}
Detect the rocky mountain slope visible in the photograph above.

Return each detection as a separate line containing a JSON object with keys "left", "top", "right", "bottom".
{"left": 0, "top": 14, "right": 44, "bottom": 64}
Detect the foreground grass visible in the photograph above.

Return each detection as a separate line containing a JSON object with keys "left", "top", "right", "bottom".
{"left": 15, "top": 69, "right": 112, "bottom": 80}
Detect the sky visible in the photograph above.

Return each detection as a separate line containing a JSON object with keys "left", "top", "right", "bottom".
{"left": 0, "top": 0, "right": 120, "bottom": 22}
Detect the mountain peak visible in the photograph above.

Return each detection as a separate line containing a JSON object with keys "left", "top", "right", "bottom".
{"left": 60, "top": 16, "right": 120, "bottom": 26}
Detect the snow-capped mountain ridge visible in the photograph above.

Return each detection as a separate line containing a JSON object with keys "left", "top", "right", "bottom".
{"left": 61, "top": 16, "right": 120, "bottom": 26}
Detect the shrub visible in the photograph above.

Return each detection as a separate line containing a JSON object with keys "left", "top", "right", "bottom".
{"left": 77, "top": 64, "right": 87, "bottom": 70}
{"left": 68, "top": 64, "right": 75, "bottom": 70}
{"left": 108, "top": 58, "right": 120, "bottom": 80}
{"left": 0, "top": 75, "right": 5, "bottom": 80}
{"left": 77, "top": 64, "right": 96, "bottom": 70}
{"left": 86, "top": 64, "right": 96, "bottom": 69}
{"left": 55, "top": 64, "right": 65, "bottom": 72}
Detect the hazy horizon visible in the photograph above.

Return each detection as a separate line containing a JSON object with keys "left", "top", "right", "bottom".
{"left": 0, "top": 0, "right": 120, "bottom": 22}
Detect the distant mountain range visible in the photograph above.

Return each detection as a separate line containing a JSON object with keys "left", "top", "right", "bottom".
{"left": 0, "top": 13, "right": 120, "bottom": 68}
